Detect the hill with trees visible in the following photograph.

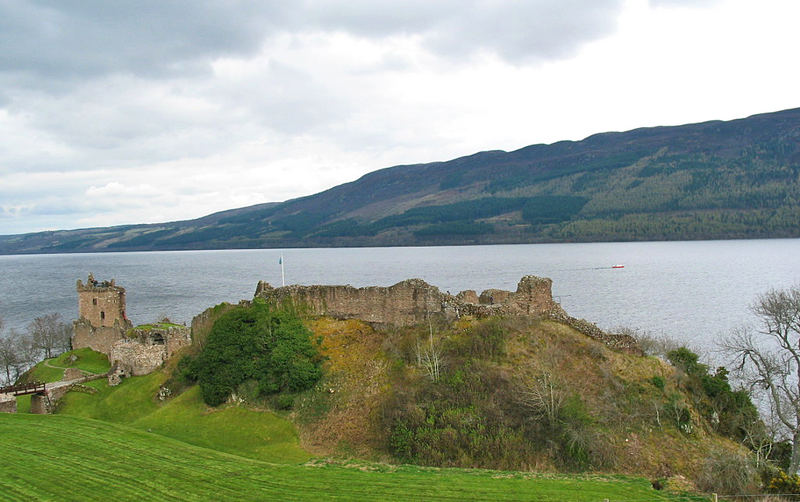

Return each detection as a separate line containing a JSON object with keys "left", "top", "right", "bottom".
{"left": 1, "top": 107, "right": 799, "bottom": 254}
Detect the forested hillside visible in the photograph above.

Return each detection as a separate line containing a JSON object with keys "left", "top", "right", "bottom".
{"left": 2, "top": 107, "right": 799, "bottom": 254}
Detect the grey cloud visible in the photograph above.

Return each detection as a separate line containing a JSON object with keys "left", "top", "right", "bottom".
{"left": 1, "top": 0, "right": 625, "bottom": 86}
{"left": 0, "top": 0, "right": 277, "bottom": 82}
{"left": 424, "top": 0, "right": 622, "bottom": 61}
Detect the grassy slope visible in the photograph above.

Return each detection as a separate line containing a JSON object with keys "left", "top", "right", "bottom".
{"left": 57, "top": 371, "right": 310, "bottom": 464}
{"left": 296, "top": 317, "right": 743, "bottom": 479}
{"left": 15, "top": 348, "right": 111, "bottom": 413}
{"left": 0, "top": 413, "right": 697, "bottom": 502}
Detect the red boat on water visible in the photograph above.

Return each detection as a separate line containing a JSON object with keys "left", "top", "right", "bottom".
{"left": 612, "top": 264, "right": 625, "bottom": 269}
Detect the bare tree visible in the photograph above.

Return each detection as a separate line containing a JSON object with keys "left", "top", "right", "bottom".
{"left": 518, "top": 371, "right": 566, "bottom": 427}
{"left": 722, "top": 286, "right": 800, "bottom": 472}
{"left": 0, "top": 329, "right": 33, "bottom": 386}
{"left": 416, "top": 320, "right": 443, "bottom": 382}
{"left": 0, "top": 317, "right": 17, "bottom": 385}
{"left": 28, "top": 313, "right": 71, "bottom": 359}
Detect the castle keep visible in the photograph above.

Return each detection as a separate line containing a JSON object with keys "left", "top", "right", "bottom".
{"left": 73, "top": 274, "right": 133, "bottom": 354}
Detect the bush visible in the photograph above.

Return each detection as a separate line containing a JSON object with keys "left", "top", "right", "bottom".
{"left": 650, "top": 375, "right": 665, "bottom": 390}
{"left": 667, "top": 346, "right": 760, "bottom": 442}
{"left": 446, "top": 318, "right": 507, "bottom": 360}
{"left": 766, "top": 470, "right": 800, "bottom": 496}
{"left": 176, "top": 354, "right": 198, "bottom": 383}
{"left": 195, "top": 299, "right": 324, "bottom": 406}
{"left": 695, "top": 448, "right": 758, "bottom": 495}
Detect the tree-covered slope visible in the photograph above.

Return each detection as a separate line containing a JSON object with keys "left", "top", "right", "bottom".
{"left": 2, "top": 107, "right": 799, "bottom": 253}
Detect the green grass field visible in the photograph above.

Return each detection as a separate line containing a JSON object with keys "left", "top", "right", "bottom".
{"left": 3, "top": 348, "right": 709, "bottom": 500}
{"left": 0, "top": 413, "right": 704, "bottom": 501}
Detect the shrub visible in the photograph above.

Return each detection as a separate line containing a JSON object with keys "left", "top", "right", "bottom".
{"left": 695, "top": 448, "right": 758, "bottom": 495}
{"left": 766, "top": 470, "right": 800, "bottom": 496}
{"left": 176, "top": 354, "right": 198, "bottom": 383}
{"left": 650, "top": 375, "right": 665, "bottom": 390}
{"left": 446, "top": 318, "right": 507, "bottom": 360}
{"left": 667, "top": 346, "right": 760, "bottom": 442}
{"left": 195, "top": 299, "right": 324, "bottom": 406}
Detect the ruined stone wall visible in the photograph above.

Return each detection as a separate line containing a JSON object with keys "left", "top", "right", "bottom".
{"left": 72, "top": 319, "right": 126, "bottom": 355}
{"left": 548, "top": 310, "right": 642, "bottom": 354}
{"left": 163, "top": 326, "right": 192, "bottom": 357}
{"left": 254, "top": 275, "right": 558, "bottom": 327}
{"left": 256, "top": 279, "right": 454, "bottom": 326}
{"left": 254, "top": 275, "right": 639, "bottom": 352}
{"left": 109, "top": 340, "right": 168, "bottom": 376}
{"left": 107, "top": 325, "right": 191, "bottom": 376}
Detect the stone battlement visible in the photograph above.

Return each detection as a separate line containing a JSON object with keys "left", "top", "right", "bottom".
{"left": 77, "top": 273, "right": 120, "bottom": 292}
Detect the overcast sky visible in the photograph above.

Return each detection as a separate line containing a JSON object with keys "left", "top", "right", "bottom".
{"left": 1, "top": 0, "right": 798, "bottom": 235}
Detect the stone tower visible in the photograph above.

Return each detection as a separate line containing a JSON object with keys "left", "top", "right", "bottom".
{"left": 72, "top": 274, "right": 132, "bottom": 354}
{"left": 76, "top": 273, "right": 128, "bottom": 327}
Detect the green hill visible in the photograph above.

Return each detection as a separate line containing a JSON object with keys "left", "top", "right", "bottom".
{"left": 2, "top": 107, "right": 799, "bottom": 254}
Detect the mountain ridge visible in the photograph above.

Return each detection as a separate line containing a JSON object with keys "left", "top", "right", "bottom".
{"left": 2, "top": 107, "right": 799, "bottom": 254}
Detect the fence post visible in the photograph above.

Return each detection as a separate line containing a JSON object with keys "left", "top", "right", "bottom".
{"left": 711, "top": 493, "right": 718, "bottom": 502}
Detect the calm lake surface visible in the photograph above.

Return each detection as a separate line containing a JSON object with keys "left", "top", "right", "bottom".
{"left": 1, "top": 239, "right": 799, "bottom": 351}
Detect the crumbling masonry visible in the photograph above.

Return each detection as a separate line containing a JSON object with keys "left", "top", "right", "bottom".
{"left": 255, "top": 275, "right": 639, "bottom": 352}
{"left": 72, "top": 275, "right": 191, "bottom": 378}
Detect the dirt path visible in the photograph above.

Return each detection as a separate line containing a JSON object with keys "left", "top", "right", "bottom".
{"left": 42, "top": 359, "right": 68, "bottom": 370}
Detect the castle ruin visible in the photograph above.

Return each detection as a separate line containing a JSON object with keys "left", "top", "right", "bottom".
{"left": 255, "top": 275, "right": 639, "bottom": 352}
{"left": 72, "top": 275, "right": 191, "bottom": 378}
{"left": 254, "top": 275, "right": 561, "bottom": 326}
{"left": 72, "top": 274, "right": 133, "bottom": 354}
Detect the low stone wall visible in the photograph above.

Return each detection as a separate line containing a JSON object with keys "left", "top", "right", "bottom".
{"left": 548, "top": 310, "right": 642, "bottom": 354}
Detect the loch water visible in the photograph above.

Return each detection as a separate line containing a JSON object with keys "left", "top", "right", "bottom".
{"left": 1, "top": 239, "right": 799, "bottom": 352}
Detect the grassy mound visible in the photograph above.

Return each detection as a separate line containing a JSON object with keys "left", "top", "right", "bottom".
{"left": 57, "top": 371, "right": 309, "bottom": 464}
{"left": 0, "top": 413, "right": 698, "bottom": 501}
{"left": 19, "top": 347, "right": 110, "bottom": 384}
{"left": 294, "top": 316, "right": 749, "bottom": 481}
{"left": 15, "top": 348, "right": 111, "bottom": 413}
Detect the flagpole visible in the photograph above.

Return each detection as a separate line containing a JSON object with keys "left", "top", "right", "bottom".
{"left": 280, "top": 254, "right": 285, "bottom": 287}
